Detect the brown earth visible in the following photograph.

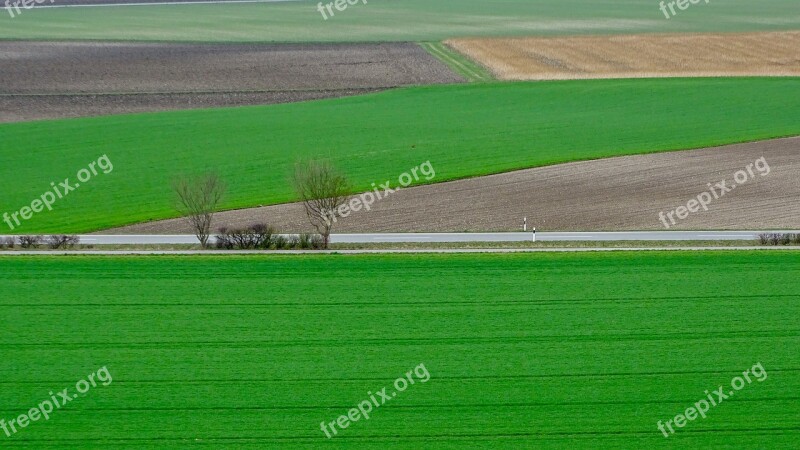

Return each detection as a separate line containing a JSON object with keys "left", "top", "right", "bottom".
{"left": 0, "top": 41, "right": 463, "bottom": 122}
{"left": 446, "top": 31, "right": 800, "bottom": 80}
{"left": 103, "top": 137, "right": 800, "bottom": 234}
{"left": 0, "top": 89, "right": 383, "bottom": 123}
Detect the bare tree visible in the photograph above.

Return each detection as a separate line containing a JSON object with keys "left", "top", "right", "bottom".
{"left": 292, "top": 160, "right": 350, "bottom": 248}
{"left": 46, "top": 235, "right": 80, "bottom": 249}
{"left": 173, "top": 173, "right": 225, "bottom": 248}
{"left": 18, "top": 235, "right": 43, "bottom": 249}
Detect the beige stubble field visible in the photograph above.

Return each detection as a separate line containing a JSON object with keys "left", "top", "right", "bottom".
{"left": 447, "top": 31, "right": 800, "bottom": 80}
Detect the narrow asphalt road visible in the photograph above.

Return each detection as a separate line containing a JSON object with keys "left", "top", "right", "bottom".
{"left": 36, "top": 0, "right": 302, "bottom": 8}
{"left": 1, "top": 231, "right": 795, "bottom": 245}
{"left": 1, "top": 247, "right": 798, "bottom": 256}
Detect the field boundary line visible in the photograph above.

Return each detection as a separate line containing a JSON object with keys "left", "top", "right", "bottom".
{"left": 0, "top": 88, "right": 394, "bottom": 96}
{"left": 420, "top": 42, "right": 493, "bottom": 82}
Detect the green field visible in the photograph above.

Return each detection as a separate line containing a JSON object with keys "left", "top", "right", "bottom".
{"left": 1, "top": 251, "right": 798, "bottom": 448}
{"left": 2, "top": 78, "right": 800, "bottom": 233}
{"left": 0, "top": 0, "right": 798, "bottom": 42}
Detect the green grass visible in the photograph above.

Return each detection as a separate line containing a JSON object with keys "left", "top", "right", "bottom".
{"left": 0, "top": 252, "right": 798, "bottom": 448}
{"left": 2, "top": 78, "right": 800, "bottom": 233}
{"left": 419, "top": 43, "right": 494, "bottom": 82}
{"left": 0, "top": 0, "right": 798, "bottom": 42}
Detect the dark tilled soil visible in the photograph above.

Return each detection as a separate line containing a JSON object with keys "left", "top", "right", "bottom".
{"left": 0, "top": 41, "right": 463, "bottom": 122}
{"left": 0, "top": 89, "right": 382, "bottom": 122}
{"left": 103, "top": 137, "right": 800, "bottom": 234}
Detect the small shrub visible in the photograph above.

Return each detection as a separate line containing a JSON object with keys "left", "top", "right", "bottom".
{"left": 18, "top": 235, "right": 43, "bottom": 249}
{"left": 230, "top": 228, "right": 259, "bottom": 249}
{"left": 250, "top": 223, "right": 275, "bottom": 249}
{"left": 215, "top": 228, "right": 233, "bottom": 249}
{"left": 46, "top": 235, "right": 80, "bottom": 249}
{"left": 298, "top": 233, "right": 313, "bottom": 249}
{"left": 310, "top": 234, "right": 324, "bottom": 250}
{"left": 758, "top": 233, "right": 800, "bottom": 246}
{"left": 272, "top": 235, "right": 288, "bottom": 250}
{"left": 214, "top": 223, "right": 274, "bottom": 250}
{"left": 1, "top": 237, "right": 15, "bottom": 249}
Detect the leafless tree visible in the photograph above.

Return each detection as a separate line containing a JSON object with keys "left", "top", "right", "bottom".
{"left": 173, "top": 173, "right": 225, "bottom": 248}
{"left": 292, "top": 160, "right": 350, "bottom": 248}
{"left": 46, "top": 235, "right": 80, "bottom": 249}
{"left": 18, "top": 235, "right": 43, "bottom": 249}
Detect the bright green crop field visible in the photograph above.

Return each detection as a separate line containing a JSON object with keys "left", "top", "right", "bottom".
{"left": 0, "top": 0, "right": 798, "bottom": 43}
{"left": 1, "top": 251, "right": 798, "bottom": 448}
{"left": 2, "top": 78, "right": 800, "bottom": 233}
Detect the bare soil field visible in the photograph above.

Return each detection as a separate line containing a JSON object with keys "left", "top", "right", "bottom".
{"left": 446, "top": 31, "right": 800, "bottom": 80}
{"left": 0, "top": 41, "right": 462, "bottom": 122}
{"left": 105, "top": 137, "right": 800, "bottom": 234}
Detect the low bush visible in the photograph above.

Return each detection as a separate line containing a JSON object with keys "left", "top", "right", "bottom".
{"left": 297, "top": 233, "right": 312, "bottom": 249}
{"left": 214, "top": 227, "right": 324, "bottom": 250}
{"left": 757, "top": 233, "right": 800, "bottom": 246}
{"left": 309, "top": 234, "right": 324, "bottom": 249}
{"left": 295, "top": 233, "right": 324, "bottom": 249}
{"left": 0, "top": 237, "right": 15, "bottom": 249}
{"left": 215, "top": 223, "right": 274, "bottom": 250}
{"left": 273, "top": 235, "right": 288, "bottom": 250}
{"left": 46, "top": 235, "right": 80, "bottom": 249}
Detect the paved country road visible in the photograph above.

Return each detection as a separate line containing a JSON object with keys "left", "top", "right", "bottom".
{"left": 32, "top": 0, "right": 300, "bottom": 7}
{"left": 2, "top": 247, "right": 799, "bottom": 256}
{"left": 1, "top": 231, "right": 796, "bottom": 245}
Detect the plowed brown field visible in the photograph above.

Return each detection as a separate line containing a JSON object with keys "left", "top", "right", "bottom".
{"left": 446, "top": 32, "right": 800, "bottom": 80}
{"left": 0, "top": 41, "right": 463, "bottom": 122}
